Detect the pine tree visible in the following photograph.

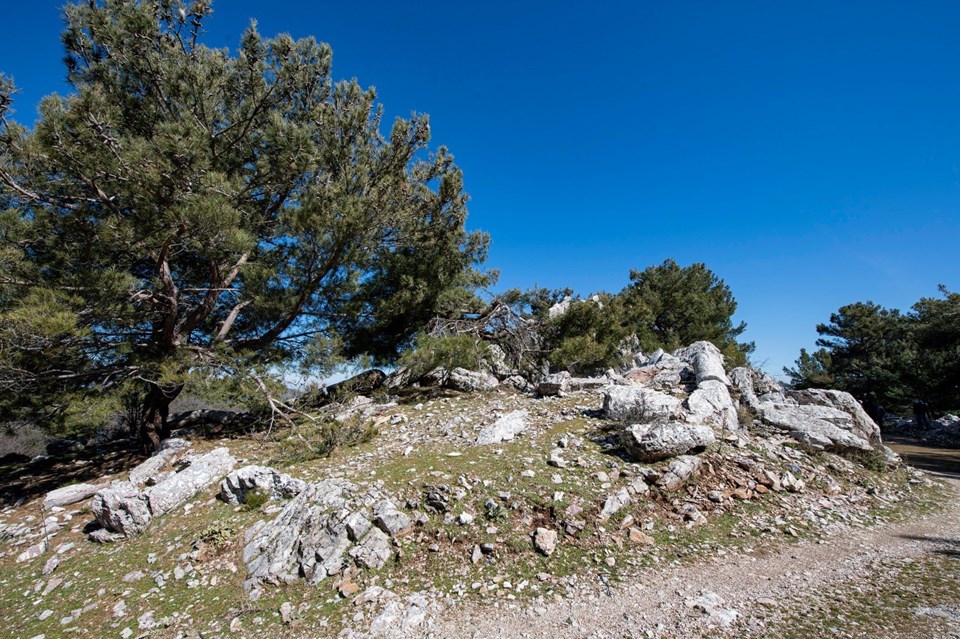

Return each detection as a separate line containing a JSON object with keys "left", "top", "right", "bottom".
{"left": 0, "top": 1, "right": 489, "bottom": 448}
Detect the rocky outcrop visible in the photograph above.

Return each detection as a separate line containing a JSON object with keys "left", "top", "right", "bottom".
{"left": 445, "top": 368, "right": 499, "bottom": 392}
{"left": 43, "top": 483, "right": 102, "bottom": 509}
{"left": 603, "top": 386, "right": 684, "bottom": 423}
{"left": 91, "top": 481, "right": 152, "bottom": 536}
{"left": 92, "top": 447, "right": 235, "bottom": 536}
{"left": 621, "top": 422, "right": 716, "bottom": 462}
{"left": 686, "top": 380, "right": 739, "bottom": 431}
{"left": 476, "top": 411, "right": 529, "bottom": 444}
{"left": 241, "top": 480, "right": 409, "bottom": 598}
{"left": 219, "top": 465, "right": 307, "bottom": 505}
{"left": 676, "top": 341, "right": 729, "bottom": 385}
{"left": 731, "top": 368, "right": 887, "bottom": 454}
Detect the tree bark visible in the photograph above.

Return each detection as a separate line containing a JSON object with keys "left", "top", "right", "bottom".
{"left": 139, "top": 381, "right": 185, "bottom": 454}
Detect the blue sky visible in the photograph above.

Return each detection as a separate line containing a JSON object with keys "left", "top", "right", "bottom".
{"left": 2, "top": 1, "right": 959, "bottom": 376}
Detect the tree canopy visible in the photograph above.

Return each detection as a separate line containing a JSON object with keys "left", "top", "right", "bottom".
{"left": 459, "top": 260, "right": 753, "bottom": 376}
{"left": 0, "top": 0, "right": 488, "bottom": 436}
{"left": 785, "top": 287, "right": 960, "bottom": 413}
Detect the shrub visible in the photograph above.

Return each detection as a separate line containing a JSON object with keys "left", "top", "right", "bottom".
{"left": 399, "top": 333, "right": 490, "bottom": 379}
{"left": 273, "top": 417, "right": 379, "bottom": 466}
{"left": 242, "top": 488, "right": 270, "bottom": 511}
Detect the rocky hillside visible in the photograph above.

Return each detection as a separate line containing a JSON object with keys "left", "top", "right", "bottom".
{"left": 0, "top": 342, "right": 948, "bottom": 639}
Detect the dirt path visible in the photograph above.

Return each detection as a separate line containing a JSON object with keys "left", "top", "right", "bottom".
{"left": 423, "top": 476, "right": 960, "bottom": 638}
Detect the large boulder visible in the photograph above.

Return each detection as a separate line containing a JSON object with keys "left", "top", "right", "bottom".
{"left": 92, "top": 481, "right": 152, "bottom": 536}
{"left": 537, "top": 372, "right": 571, "bottom": 397}
{"left": 242, "top": 479, "right": 361, "bottom": 591}
{"left": 93, "top": 447, "right": 235, "bottom": 536}
{"left": 43, "top": 483, "right": 101, "bottom": 509}
{"left": 219, "top": 465, "right": 307, "bottom": 505}
{"left": 730, "top": 368, "right": 883, "bottom": 454}
{"left": 755, "top": 388, "right": 882, "bottom": 453}
{"left": 445, "top": 368, "right": 499, "bottom": 392}
{"left": 620, "top": 422, "right": 716, "bottom": 462}
{"left": 145, "top": 448, "right": 236, "bottom": 516}
{"left": 603, "top": 386, "right": 684, "bottom": 422}
{"left": 241, "top": 479, "right": 407, "bottom": 597}
{"left": 788, "top": 389, "right": 881, "bottom": 445}
{"left": 759, "top": 403, "right": 875, "bottom": 451}
{"left": 686, "top": 380, "right": 739, "bottom": 431}
{"left": 476, "top": 411, "right": 529, "bottom": 444}
{"left": 675, "top": 341, "right": 729, "bottom": 385}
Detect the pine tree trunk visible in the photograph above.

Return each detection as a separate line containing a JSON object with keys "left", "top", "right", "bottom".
{"left": 139, "top": 381, "right": 185, "bottom": 454}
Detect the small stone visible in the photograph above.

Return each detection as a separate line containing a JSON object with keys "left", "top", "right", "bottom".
{"left": 471, "top": 545, "right": 483, "bottom": 564}
{"left": 458, "top": 512, "right": 474, "bottom": 526}
{"left": 42, "top": 556, "right": 60, "bottom": 575}
{"left": 628, "top": 528, "right": 655, "bottom": 545}
{"left": 599, "top": 488, "right": 631, "bottom": 521}
{"left": 137, "top": 610, "right": 155, "bottom": 630}
{"left": 15, "top": 542, "right": 44, "bottom": 563}
{"left": 279, "top": 601, "right": 294, "bottom": 624}
{"left": 533, "top": 528, "right": 558, "bottom": 557}
{"left": 38, "top": 610, "right": 54, "bottom": 621}
{"left": 42, "top": 577, "right": 63, "bottom": 595}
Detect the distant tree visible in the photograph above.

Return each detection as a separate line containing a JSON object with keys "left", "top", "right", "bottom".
{"left": 907, "top": 286, "right": 960, "bottom": 412}
{"left": 542, "top": 293, "right": 627, "bottom": 374}
{"left": 0, "top": 0, "right": 488, "bottom": 448}
{"left": 804, "top": 302, "right": 910, "bottom": 407}
{"left": 783, "top": 347, "right": 834, "bottom": 389}
{"left": 619, "top": 259, "right": 753, "bottom": 366}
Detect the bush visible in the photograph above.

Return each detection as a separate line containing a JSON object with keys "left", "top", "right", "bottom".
{"left": 273, "top": 417, "right": 378, "bottom": 466}
{"left": 543, "top": 295, "right": 628, "bottom": 374}
{"left": 399, "top": 333, "right": 491, "bottom": 379}
{"left": 241, "top": 488, "right": 270, "bottom": 511}
{"left": 198, "top": 521, "right": 237, "bottom": 550}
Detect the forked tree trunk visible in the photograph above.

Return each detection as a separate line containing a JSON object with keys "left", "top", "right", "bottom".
{"left": 139, "top": 381, "right": 185, "bottom": 454}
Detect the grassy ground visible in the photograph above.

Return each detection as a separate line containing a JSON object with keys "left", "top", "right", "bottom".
{"left": 0, "top": 390, "right": 952, "bottom": 639}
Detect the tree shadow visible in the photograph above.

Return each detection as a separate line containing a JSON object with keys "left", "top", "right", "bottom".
{"left": 885, "top": 436, "right": 960, "bottom": 479}
{"left": 0, "top": 439, "right": 145, "bottom": 507}
{"left": 898, "top": 534, "right": 960, "bottom": 558}
{"left": 0, "top": 413, "right": 259, "bottom": 507}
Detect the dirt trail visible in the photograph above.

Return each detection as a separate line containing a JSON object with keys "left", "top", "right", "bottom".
{"left": 424, "top": 476, "right": 960, "bottom": 638}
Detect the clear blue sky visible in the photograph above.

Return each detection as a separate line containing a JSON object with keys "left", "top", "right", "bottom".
{"left": 3, "top": 1, "right": 959, "bottom": 376}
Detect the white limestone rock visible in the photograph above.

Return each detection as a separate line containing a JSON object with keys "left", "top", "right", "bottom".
{"left": 218, "top": 465, "right": 306, "bottom": 505}
{"left": 43, "top": 483, "right": 101, "bottom": 509}
{"left": 445, "top": 368, "right": 499, "bottom": 392}
{"left": 620, "top": 422, "right": 716, "bottom": 462}
{"left": 603, "top": 385, "right": 685, "bottom": 422}
{"left": 476, "top": 410, "right": 529, "bottom": 445}
{"left": 686, "top": 380, "right": 739, "bottom": 431}
{"left": 675, "top": 341, "right": 729, "bottom": 385}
